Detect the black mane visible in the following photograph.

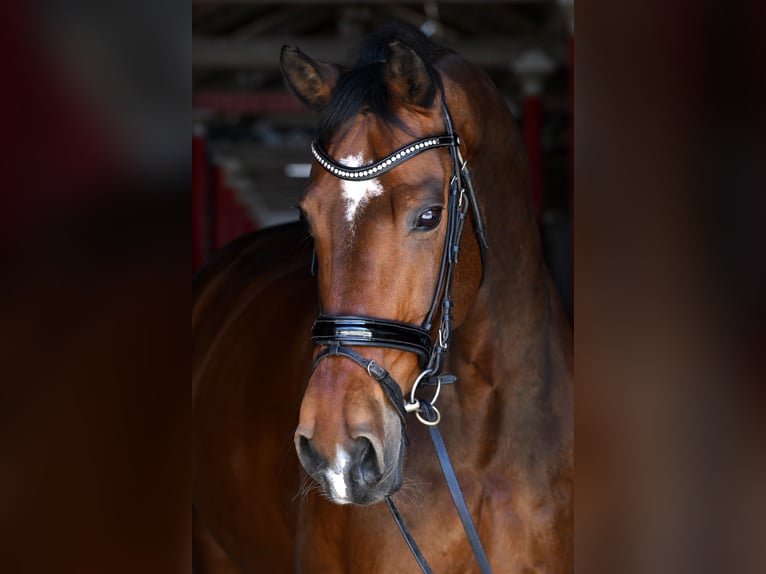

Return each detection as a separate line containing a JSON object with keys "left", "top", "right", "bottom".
{"left": 316, "top": 23, "right": 448, "bottom": 147}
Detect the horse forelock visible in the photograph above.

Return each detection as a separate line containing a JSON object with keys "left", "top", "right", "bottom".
{"left": 316, "top": 23, "right": 448, "bottom": 148}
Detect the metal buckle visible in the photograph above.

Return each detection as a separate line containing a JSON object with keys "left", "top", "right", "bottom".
{"left": 366, "top": 360, "right": 386, "bottom": 380}
{"left": 438, "top": 322, "right": 449, "bottom": 348}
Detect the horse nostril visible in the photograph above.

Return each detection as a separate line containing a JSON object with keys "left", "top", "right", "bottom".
{"left": 296, "top": 434, "right": 323, "bottom": 475}
{"left": 354, "top": 437, "right": 382, "bottom": 485}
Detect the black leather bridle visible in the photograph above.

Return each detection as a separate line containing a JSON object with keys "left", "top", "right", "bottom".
{"left": 307, "top": 100, "right": 493, "bottom": 574}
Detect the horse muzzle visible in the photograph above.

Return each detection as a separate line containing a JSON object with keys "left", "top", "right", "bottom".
{"left": 295, "top": 430, "right": 404, "bottom": 505}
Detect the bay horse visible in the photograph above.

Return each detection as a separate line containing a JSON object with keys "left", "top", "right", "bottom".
{"left": 193, "top": 25, "right": 572, "bottom": 573}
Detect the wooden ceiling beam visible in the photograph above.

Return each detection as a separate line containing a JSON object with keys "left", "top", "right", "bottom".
{"left": 192, "top": 36, "right": 568, "bottom": 69}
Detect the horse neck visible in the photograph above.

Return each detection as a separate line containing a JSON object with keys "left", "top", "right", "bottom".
{"left": 446, "top": 211, "right": 572, "bottom": 476}
{"left": 439, "top": 62, "right": 573, "bottom": 472}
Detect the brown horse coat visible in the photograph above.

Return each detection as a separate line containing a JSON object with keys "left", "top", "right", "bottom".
{"left": 194, "top": 26, "right": 572, "bottom": 573}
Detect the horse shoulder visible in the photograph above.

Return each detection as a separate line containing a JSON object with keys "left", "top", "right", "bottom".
{"left": 194, "top": 223, "right": 317, "bottom": 573}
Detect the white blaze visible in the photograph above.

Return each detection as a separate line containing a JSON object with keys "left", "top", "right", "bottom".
{"left": 324, "top": 446, "right": 351, "bottom": 504}
{"left": 338, "top": 153, "right": 384, "bottom": 225}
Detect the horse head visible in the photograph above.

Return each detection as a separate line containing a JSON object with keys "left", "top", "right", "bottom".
{"left": 281, "top": 28, "right": 490, "bottom": 505}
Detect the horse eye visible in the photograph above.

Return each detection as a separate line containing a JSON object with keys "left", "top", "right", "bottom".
{"left": 415, "top": 208, "right": 443, "bottom": 230}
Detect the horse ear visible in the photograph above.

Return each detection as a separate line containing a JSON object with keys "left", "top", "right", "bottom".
{"left": 280, "top": 46, "right": 341, "bottom": 113}
{"left": 384, "top": 42, "right": 435, "bottom": 108}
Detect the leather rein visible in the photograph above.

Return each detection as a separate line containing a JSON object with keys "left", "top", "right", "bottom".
{"left": 308, "top": 101, "right": 492, "bottom": 574}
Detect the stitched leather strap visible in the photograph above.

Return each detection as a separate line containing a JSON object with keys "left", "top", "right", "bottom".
{"left": 312, "top": 343, "right": 408, "bottom": 426}
{"left": 385, "top": 496, "right": 434, "bottom": 574}
{"left": 385, "top": 402, "right": 493, "bottom": 574}
{"left": 424, "top": 404, "right": 493, "bottom": 573}
{"left": 388, "top": 402, "right": 493, "bottom": 574}
{"left": 312, "top": 315, "right": 432, "bottom": 368}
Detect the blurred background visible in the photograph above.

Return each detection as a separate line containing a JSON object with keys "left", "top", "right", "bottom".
{"left": 2, "top": 1, "right": 763, "bottom": 573}
{"left": 192, "top": 0, "right": 574, "bottom": 318}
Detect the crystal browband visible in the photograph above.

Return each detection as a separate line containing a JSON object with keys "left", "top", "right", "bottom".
{"left": 311, "top": 135, "right": 458, "bottom": 181}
